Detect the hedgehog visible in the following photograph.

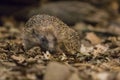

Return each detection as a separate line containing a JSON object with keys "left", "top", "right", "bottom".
{"left": 23, "top": 14, "right": 81, "bottom": 55}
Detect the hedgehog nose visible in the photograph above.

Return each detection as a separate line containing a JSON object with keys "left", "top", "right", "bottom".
{"left": 49, "top": 42, "right": 54, "bottom": 48}
{"left": 48, "top": 43, "right": 56, "bottom": 52}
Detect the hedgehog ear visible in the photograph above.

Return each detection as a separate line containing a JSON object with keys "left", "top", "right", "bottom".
{"left": 33, "top": 29, "right": 39, "bottom": 35}
{"left": 31, "top": 29, "right": 39, "bottom": 37}
{"left": 32, "top": 29, "right": 35, "bottom": 34}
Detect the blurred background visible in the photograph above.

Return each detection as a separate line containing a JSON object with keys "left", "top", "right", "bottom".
{"left": 0, "top": 0, "right": 120, "bottom": 26}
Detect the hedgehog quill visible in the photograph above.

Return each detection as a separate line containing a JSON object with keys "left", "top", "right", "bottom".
{"left": 23, "top": 15, "right": 81, "bottom": 55}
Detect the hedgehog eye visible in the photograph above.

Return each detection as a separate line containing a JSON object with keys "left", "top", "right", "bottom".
{"left": 41, "top": 37, "right": 46, "bottom": 42}
{"left": 39, "top": 36, "right": 47, "bottom": 42}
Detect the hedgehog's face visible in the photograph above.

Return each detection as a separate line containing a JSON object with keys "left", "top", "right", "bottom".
{"left": 23, "top": 28, "right": 57, "bottom": 53}
{"left": 30, "top": 28, "right": 57, "bottom": 53}
{"left": 38, "top": 34, "right": 56, "bottom": 52}
{"left": 37, "top": 32, "right": 57, "bottom": 53}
